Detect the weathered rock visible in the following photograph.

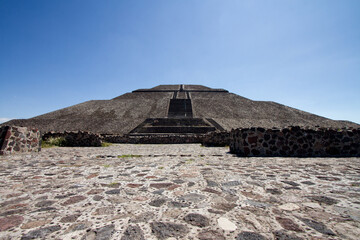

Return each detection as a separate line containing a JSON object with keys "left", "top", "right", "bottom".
{"left": 198, "top": 230, "right": 226, "bottom": 240}
{"left": 299, "top": 218, "right": 336, "bottom": 236}
{"left": 150, "top": 183, "right": 173, "bottom": 189}
{"left": 236, "top": 231, "right": 266, "bottom": 240}
{"left": 179, "top": 193, "right": 206, "bottom": 203}
{"left": 93, "top": 207, "right": 114, "bottom": 215}
{"left": 34, "top": 200, "right": 55, "bottom": 208}
{"left": 150, "top": 222, "right": 189, "bottom": 239}
{"left": 0, "top": 215, "right": 24, "bottom": 231}
{"left": 213, "top": 202, "right": 237, "bottom": 211}
{"left": 183, "top": 213, "right": 210, "bottom": 227}
{"left": 273, "top": 230, "right": 304, "bottom": 240}
{"left": 149, "top": 198, "right": 166, "bottom": 207}
{"left": 307, "top": 195, "right": 339, "bottom": 205}
{"left": 21, "top": 220, "right": 51, "bottom": 230}
{"left": 276, "top": 217, "right": 303, "bottom": 232}
{"left": 82, "top": 224, "right": 115, "bottom": 240}
{"left": 266, "top": 188, "right": 282, "bottom": 195}
{"left": 61, "top": 196, "right": 86, "bottom": 205}
{"left": 0, "top": 126, "right": 40, "bottom": 155}
{"left": 217, "top": 217, "right": 237, "bottom": 231}
{"left": 168, "top": 201, "right": 190, "bottom": 208}
{"left": 21, "top": 225, "right": 61, "bottom": 240}
{"left": 278, "top": 203, "right": 300, "bottom": 211}
{"left": 130, "top": 212, "right": 155, "bottom": 223}
{"left": 60, "top": 214, "right": 81, "bottom": 223}
{"left": 105, "top": 189, "right": 121, "bottom": 195}
{"left": 222, "top": 180, "right": 241, "bottom": 187}
{"left": 121, "top": 225, "right": 145, "bottom": 240}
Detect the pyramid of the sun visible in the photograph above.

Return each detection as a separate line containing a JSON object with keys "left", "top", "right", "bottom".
{"left": 4, "top": 84, "right": 359, "bottom": 134}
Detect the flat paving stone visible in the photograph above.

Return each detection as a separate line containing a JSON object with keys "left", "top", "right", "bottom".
{"left": 0, "top": 144, "right": 359, "bottom": 239}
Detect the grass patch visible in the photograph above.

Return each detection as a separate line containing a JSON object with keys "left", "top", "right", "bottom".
{"left": 108, "top": 182, "right": 119, "bottom": 186}
{"left": 117, "top": 154, "right": 142, "bottom": 158}
{"left": 101, "top": 142, "right": 113, "bottom": 147}
{"left": 103, "top": 164, "right": 111, "bottom": 168}
{"left": 185, "top": 159, "right": 195, "bottom": 164}
{"left": 350, "top": 182, "right": 360, "bottom": 187}
{"left": 41, "top": 137, "right": 67, "bottom": 148}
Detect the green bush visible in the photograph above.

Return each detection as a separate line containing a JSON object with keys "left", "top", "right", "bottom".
{"left": 41, "top": 137, "right": 67, "bottom": 148}
{"left": 101, "top": 142, "right": 113, "bottom": 147}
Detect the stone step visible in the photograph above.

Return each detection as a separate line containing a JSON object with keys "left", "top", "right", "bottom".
{"left": 168, "top": 99, "right": 193, "bottom": 118}
{"left": 130, "top": 126, "right": 216, "bottom": 134}
{"left": 129, "top": 118, "right": 218, "bottom": 135}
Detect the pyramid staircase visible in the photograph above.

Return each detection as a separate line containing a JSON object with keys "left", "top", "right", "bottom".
{"left": 129, "top": 85, "right": 223, "bottom": 136}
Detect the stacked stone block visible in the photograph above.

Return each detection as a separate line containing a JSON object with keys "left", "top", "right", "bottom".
{"left": 0, "top": 126, "right": 40, "bottom": 155}
{"left": 230, "top": 127, "right": 360, "bottom": 157}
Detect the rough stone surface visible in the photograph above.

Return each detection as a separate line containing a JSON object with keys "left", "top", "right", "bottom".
{"left": 217, "top": 217, "right": 237, "bottom": 231}
{"left": 276, "top": 217, "right": 303, "bottom": 232}
{"left": 121, "top": 225, "right": 145, "bottom": 240}
{"left": 198, "top": 230, "right": 226, "bottom": 240}
{"left": 236, "top": 231, "right": 266, "bottom": 240}
{"left": 0, "top": 215, "right": 24, "bottom": 231}
{"left": 183, "top": 213, "right": 210, "bottom": 227}
{"left": 20, "top": 225, "right": 61, "bottom": 240}
{"left": 0, "top": 144, "right": 359, "bottom": 239}
{"left": 0, "top": 126, "right": 40, "bottom": 155}
{"left": 230, "top": 127, "right": 360, "bottom": 157}
{"left": 4, "top": 85, "right": 359, "bottom": 135}
{"left": 150, "top": 222, "right": 189, "bottom": 239}
{"left": 86, "top": 224, "right": 114, "bottom": 240}
{"left": 299, "top": 218, "right": 336, "bottom": 236}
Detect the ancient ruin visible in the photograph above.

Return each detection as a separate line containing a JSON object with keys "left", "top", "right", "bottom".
{"left": 1, "top": 85, "right": 360, "bottom": 239}
{"left": 3, "top": 84, "right": 359, "bottom": 136}
{"left": 2, "top": 84, "right": 359, "bottom": 155}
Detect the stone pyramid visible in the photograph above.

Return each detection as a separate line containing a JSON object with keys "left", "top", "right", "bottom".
{"left": 4, "top": 84, "right": 359, "bottom": 135}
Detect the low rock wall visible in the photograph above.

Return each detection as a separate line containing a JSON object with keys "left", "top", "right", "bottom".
{"left": 230, "top": 127, "right": 360, "bottom": 157}
{"left": 102, "top": 134, "right": 205, "bottom": 144}
{"left": 43, "top": 131, "right": 102, "bottom": 147}
{"left": 102, "top": 131, "right": 230, "bottom": 146}
{"left": 0, "top": 126, "right": 40, "bottom": 155}
{"left": 202, "top": 131, "right": 230, "bottom": 147}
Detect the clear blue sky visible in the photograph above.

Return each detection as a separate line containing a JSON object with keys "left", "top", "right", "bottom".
{"left": 1, "top": 0, "right": 359, "bottom": 124}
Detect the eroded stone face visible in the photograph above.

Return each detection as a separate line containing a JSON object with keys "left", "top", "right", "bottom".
{"left": 230, "top": 127, "right": 360, "bottom": 157}
{"left": 0, "top": 126, "right": 40, "bottom": 155}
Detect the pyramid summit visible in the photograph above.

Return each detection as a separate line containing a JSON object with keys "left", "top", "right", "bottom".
{"left": 4, "top": 84, "right": 359, "bottom": 135}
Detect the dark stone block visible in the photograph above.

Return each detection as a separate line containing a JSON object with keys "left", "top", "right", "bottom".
{"left": 150, "top": 222, "right": 189, "bottom": 239}
{"left": 299, "top": 218, "right": 335, "bottom": 236}
{"left": 21, "top": 225, "right": 61, "bottom": 240}
{"left": 236, "top": 231, "right": 266, "bottom": 240}
{"left": 183, "top": 213, "right": 210, "bottom": 227}
{"left": 251, "top": 149, "right": 260, "bottom": 155}
{"left": 264, "top": 134, "right": 271, "bottom": 141}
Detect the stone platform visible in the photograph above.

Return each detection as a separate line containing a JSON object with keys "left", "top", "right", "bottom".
{"left": 0, "top": 144, "right": 359, "bottom": 239}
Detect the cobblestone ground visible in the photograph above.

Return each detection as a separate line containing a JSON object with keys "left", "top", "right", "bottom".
{"left": 0, "top": 144, "right": 359, "bottom": 240}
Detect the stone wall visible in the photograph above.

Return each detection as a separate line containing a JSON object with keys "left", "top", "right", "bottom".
{"left": 202, "top": 131, "right": 230, "bottom": 147}
{"left": 101, "top": 131, "right": 230, "bottom": 146}
{"left": 230, "top": 127, "right": 360, "bottom": 157}
{"left": 43, "top": 131, "right": 102, "bottom": 147}
{"left": 102, "top": 134, "right": 205, "bottom": 144}
{"left": 0, "top": 126, "right": 40, "bottom": 155}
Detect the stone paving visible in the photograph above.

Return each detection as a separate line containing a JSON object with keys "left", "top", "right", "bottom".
{"left": 0, "top": 144, "right": 359, "bottom": 240}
